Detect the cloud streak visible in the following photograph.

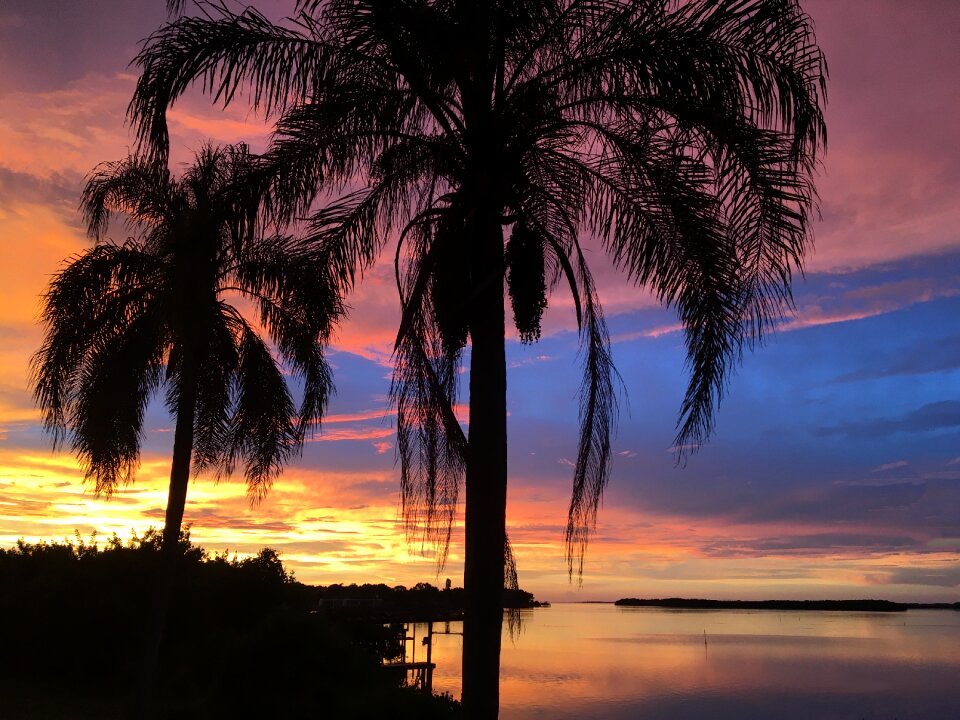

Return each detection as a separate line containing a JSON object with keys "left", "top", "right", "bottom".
{"left": 816, "top": 401, "right": 960, "bottom": 439}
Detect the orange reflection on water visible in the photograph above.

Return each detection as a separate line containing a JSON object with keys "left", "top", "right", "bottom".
{"left": 426, "top": 604, "right": 960, "bottom": 719}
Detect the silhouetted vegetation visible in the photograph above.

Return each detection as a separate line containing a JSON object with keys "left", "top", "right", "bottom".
{"left": 32, "top": 143, "right": 345, "bottom": 705}
{"left": 314, "top": 581, "right": 543, "bottom": 619}
{"left": 0, "top": 532, "right": 460, "bottom": 719}
{"left": 131, "top": 3, "right": 828, "bottom": 714}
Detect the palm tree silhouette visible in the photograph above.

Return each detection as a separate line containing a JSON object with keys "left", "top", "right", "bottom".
{"left": 32, "top": 143, "right": 342, "bottom": 704}
{"left": 129, "top": 2, "right": 826, "bottom": 716}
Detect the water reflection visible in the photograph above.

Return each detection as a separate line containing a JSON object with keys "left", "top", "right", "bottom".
{"left": 420, "top": 604, "right": 960, "bottom": 719}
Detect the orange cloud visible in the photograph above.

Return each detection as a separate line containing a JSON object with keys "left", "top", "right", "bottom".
{"left": 322, "top": 409, "right": 393, "bottom": 424}
{"left": 0, "top": 443, "right": 446, "bottom": 586}
{"left": 166, "top": 101, "right": 272, "bottom": 153}
{"left": 307, "top": 427, "right": 395, "bottom": 442}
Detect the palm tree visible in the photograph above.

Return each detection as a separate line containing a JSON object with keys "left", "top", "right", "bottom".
{"left": 31, "top": 143, "right": 342, "bottom": 701}
{"left": 129, "top": 2, "right": 826, "bottom": 716}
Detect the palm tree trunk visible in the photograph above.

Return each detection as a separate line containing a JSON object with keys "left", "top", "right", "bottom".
{"left": 462, "top": 208, "right": 508, "bottom": 720}
{"left": 137, "top": 363, "right": 197, "bottom": 716}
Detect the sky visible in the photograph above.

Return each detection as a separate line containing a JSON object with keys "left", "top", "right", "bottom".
{"left": 1, "top": 0, "right": 958, "bottom": 602}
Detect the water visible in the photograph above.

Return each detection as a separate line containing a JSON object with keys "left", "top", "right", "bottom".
{"left": 423, "top": 603, "right": 960, "bottom": 719}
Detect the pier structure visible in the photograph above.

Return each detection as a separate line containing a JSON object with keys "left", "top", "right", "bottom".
{"left": 382, "top": 621, "right": 436, "bottom": 692}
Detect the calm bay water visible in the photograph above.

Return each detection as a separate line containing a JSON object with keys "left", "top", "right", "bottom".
{"left": 422, "top": 603, "right": 960, "bottom": 719}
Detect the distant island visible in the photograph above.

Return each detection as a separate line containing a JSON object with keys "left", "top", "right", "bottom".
{"left": 614, "top": 598, "right": 960, "bottom": 612}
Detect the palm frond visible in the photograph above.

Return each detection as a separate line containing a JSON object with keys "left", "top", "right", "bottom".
{"left": 38, "top": 143, "right": 342, "bottom": 507}
{"left": 56, "top": 296, "right": 165, "bottom": 495}
{"left": 189, "top": 305, "right": 238, "bottom": 474}
{"left": 126, "top": 0, "right": 827, "bottom": 583}
{"left": 69, "top": 324, "right": 165, "bottom": 495}
{"left": 32, "top": 244, "right": 163, "bottom": 448}
{"left": 130, "top": 5, "right": 331, "bottom": 162}
{"left": 219, "top": 313, "right": 300, "bottom": 500}
{"left": 229, "top": 231, "right": 343, "bottom": 439}
{"left": 81, "top": 160, "right": 175, "bottom": 239}
{"left": 562, "top": 241, "right": 618, "bottom": 579}
{"left": 166, "top": 0, "right": 187, "bottom": 17}
{"left": 299, "top": 186, "right": 400, "bottom": 292}
{"left": 391, "top": 230, "right": 467, "bottom": 564}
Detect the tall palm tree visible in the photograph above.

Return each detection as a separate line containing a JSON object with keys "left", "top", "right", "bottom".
{"left": 32, "top": 143, "right": 342, "bottom": 699}
{"left": 129, "top": 2, "right": 826, "bottom": 716}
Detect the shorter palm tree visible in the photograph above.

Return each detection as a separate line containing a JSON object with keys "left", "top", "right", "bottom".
{"left": 31, "top": 143, "right": 342, "bottom": 697}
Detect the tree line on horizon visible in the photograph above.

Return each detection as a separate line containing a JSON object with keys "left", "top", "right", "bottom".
{"left": 2, "top": 528, "right": 540, "bottom": 609}
{"left": 29, "top": 1, "right": 827, "bottom": 717}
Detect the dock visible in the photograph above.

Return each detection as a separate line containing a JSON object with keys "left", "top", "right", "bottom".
{"left": 382, "top": 621, "right": 437, "bottom": 692}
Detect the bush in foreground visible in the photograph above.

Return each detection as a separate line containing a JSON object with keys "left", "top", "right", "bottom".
{"left": 0, "top": 531, "right": 460, "bottom": 719}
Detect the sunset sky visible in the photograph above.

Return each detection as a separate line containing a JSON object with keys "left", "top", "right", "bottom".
{"left": 1, "top": 0, "right": 958, "bottom": 602}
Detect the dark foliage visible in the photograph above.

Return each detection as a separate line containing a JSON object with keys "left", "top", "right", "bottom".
{"left": 30, "top": 143, "right": 347, "bottom": 705}
{"left": 313, "top": 580, "right": 540, "bottom": 611}
{"left": 129, "top": 3, "right": 826, "bottom": 714}
{"left": 33, "top": 144, "right": 342, "bottom": 500}
{"left": 0, "top": 532, "right": 460, "bottom": 719}
{"left": 130, "top": 0, "right": 827, "bottom": 574}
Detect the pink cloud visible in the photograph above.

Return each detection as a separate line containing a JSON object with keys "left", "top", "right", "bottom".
{"left": 322, "top": 409, "right": 391, "bottom": 424}
{"left": 872, "top": 460, "right": 909, "bottom": 473}
{"left": 612, "top": 323, "right": 684, "bottom": 343}
{"left": 306, "top": 427, "right": 395, "bottom": 443}
{"left": 802, "top": 0, "right": 960, "bottom": 272}
{"left": 786, "top": 280, "right": 959, "bottom": 331}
